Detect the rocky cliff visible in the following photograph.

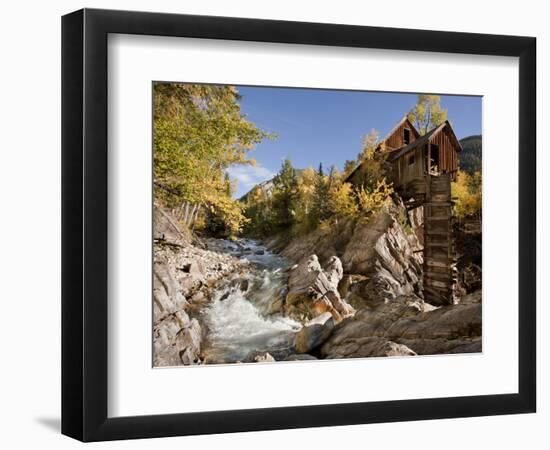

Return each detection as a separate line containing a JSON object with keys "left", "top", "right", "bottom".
{"left": 152, "top": 199, "right": 482, "bottom": 366}
{"left": 270, "top": 198, "right": 481, "bottom": 359}
{"left": 279, "top": 198, "right": 424, "bottom": 310}
{"left": 153, "top": 205, "right": 249, "bottom": 366}
{"left": 320, "top": 291, "right": 481, "bottom": 358}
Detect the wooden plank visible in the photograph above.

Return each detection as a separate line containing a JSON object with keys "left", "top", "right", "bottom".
{"left": 424, "top": 271, "right": 452, "bottom": 280}
{"left": 424, "top": 265, "right": 450, "bottom": 274}
{"left": 425, "top": 242, "right": 449, "bottom": 248}
{"left": 425, "top": 231, "right": 450, "bottom": 236}
{"left": 425, "top": 216, "right": 450, "bottom": 221}
{"left": 425, "top": 259, "right": 450, "bottom": 268}
{"left": 423, "top": 202, "right": 453, "bottom": 206}
{"left": 424, "top": 278, "right": 451, "bottom": 289}
{"left": 424, "top": 285, "right": 451, "bottom": 295}
{"left": 424, "top": 287, "right": 452, "bottom": 300}
{"left": 424, "top": 258, "right": 450, "bottom": 265}
{"left": 430, "top": 194, "right": 450, "bottom": 202}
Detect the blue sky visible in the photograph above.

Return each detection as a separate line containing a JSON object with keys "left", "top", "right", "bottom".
{"left": 228, "top": 86, "right": 482, "bottom": 198}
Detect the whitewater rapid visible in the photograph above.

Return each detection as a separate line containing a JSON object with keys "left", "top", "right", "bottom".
{"left": 200, "top": 240, "right": 301, "bottom": 363}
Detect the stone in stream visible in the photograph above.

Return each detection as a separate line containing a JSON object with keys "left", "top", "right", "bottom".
{"left": 285, "top": 255, "right": 355, "bottom": 323}
{"left": 190, "top": 290, "right": 208, "bottom": 304}
{"left": 239, "top": 279, "right": 249, "bottom": 292}
{"left": 269, "top": 297, "right": 284, "bottom": 315}
{"left": 280, "top": 199, "right": 425, "bottom": 310}
{"left": 294, "top": 312, "right": 335, "bottom": 353}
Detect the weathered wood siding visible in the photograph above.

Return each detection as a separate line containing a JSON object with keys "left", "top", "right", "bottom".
{"left": 429, "top": 128, "right": 458, "bottom": 180}
{"left": 386, "top": 118, "right": 420, "bottom": 149}
{"left": 423, "top": 173, "right": 454, "bottom": 305}
{"left": 393, "top": 145, "right": 425, "bottom": 187}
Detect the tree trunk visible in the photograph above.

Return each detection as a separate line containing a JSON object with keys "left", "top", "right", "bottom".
{"left": 182, "top": 201, "right": 190, "bottom": 225}
{"left": 191, "top": 205, "right": 201, "bottom": 230}
{"left": 188, "top": 204, "right": 197, "bottom": 226}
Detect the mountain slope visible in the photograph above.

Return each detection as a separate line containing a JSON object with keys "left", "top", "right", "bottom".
{"left": 459, "top": 135, "right": 482, "bottom": 174}
{"left": 239, "top": 168, "right": 305, "bottom": 202}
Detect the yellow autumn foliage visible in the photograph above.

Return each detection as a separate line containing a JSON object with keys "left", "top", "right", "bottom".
{"left": 452, "top": 170, "right": 482, "bottom": 218}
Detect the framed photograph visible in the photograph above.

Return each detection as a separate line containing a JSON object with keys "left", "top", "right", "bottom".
{"left": 62, "top": 8, "right": 536, "bottom": 442}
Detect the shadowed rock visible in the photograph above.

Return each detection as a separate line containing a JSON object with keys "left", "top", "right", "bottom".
{"left": 294, "top": 312, "right": 335, "bottom": 353}
{"left": 321, "top": 293, "right": 481, "bottom": 358}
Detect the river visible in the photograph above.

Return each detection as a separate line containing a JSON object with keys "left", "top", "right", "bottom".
{"left": 199, "top": 239, "right": 302, "bottom": 364}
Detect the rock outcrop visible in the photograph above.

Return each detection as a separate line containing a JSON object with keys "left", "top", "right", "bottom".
{"left": 153, "top": 205, "right": 249, "bottom": 366}
{"left": 294, "top": 312, "right": 335, "bottom": 353}
{"left": 153, "top": 260, "right": 202, "bottom": 366}
{"left": 280, "top": 199, "right": 424, "bottom": 309}
{"left": 320, "top": 292, "right": 481, "bottom": 359}
{"left": 284, "top": 255, "right": 355, "bottom": 322}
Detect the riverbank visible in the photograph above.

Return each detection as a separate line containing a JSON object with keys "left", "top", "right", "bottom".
{"left": 153, "top": 203, "right": 482, "bottom": 367}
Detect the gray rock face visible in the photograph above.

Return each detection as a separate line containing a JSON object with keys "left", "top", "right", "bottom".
{"left": 284, "top": 354, "right": 318, "bottom": 361}
{"left": 153, "top": 261, "right": 188, "bottom": 321}
{"left": 281, "top": 199, "right": 424, "bottom": 309}
{"left": 321, "top": 293, "right": 481, "bottom": 359}
{"left": 254, "top": 353, "right": 276, "bottom": 363}
{"left": 153, "top": 206, "right": 250, "bottom": 366}
{"left": 154, "top": 309, "right": 202, "bottom": 366}
{"left": 153, "top": 252, "right": 204, "bottom": 366}
{"left": 153, "top": 203, "right": 191, "bottom": 245}
{"left": 322, "top": 336, "right": 416, "bottom": 358}
{"left": 294, "top": 312, "right": 335, "bottom": 353}
{"left": 285, "top": 255, "right": 355, "bottom": 322}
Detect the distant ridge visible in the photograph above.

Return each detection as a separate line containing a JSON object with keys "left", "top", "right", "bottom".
{"left": 239, "top": 168, "right": 305, "bottom": 202}
{"left": 459, "top": 135, "right": 482, "bottom": 174}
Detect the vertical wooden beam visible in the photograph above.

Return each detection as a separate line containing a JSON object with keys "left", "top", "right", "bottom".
{"left": 427, "top": 143, "right": 431, "bottom": 174}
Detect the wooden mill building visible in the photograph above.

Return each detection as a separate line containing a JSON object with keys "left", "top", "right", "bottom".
{"left": 346, "top": 116, "right": 463, "bottom": 306}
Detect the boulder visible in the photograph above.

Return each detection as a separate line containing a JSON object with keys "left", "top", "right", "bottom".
{"left": 152, "top": 207, "right": 250, "bottom": 367}
{"left": 324, "top": 336, "right": 416, "bottom": 358}
{"left": 321, "top": 292, "right": 482, "bottom": 358}
{"left": 176, "top": 318, "right": 202, "bottom": 365}
{"left": 269, "top": 297, "right": 284, "bottom": 315}
{"left": 153, "top": 203, "right": 191, "bottom": 245}
{"left": 324, "top": 256, "right": 343, "bottom": 290}
{"left": 284, "top": 354, "right": 318, "bottom": 361}
{"left": 285, "top": 255, "right": 355, "bottom": 322}
{"left": 280, "top": 199, "right": 424, "bottom": 308}
{"left": 179, "top": 260, "right": 205, "bottom": 278}
{"left": 294, "top": 312, "right": 335, "bottom": 353}
{"left": 153, "top": 310, "right": 202, "bottom": 366}
{"left": 254, "top": 353, "right": 276, "bottom": 363}
{"left": 190, "top": 290, "right": 208, "bottom": 305}
{"left": 153, "top": 260, "right": 188, "bottom": 321}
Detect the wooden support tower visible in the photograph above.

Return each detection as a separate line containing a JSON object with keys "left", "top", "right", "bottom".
{"left": 345, "top": 117, "right": 463, "bottom": 306}
{"left": 422, "top": 173, "right": 454, "bottom": 305}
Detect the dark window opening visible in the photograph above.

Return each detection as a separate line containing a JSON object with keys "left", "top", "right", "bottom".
{"left": 424, "top": 146, "right": 429, "bottom": 172}
{"left": 408, "top": 154, "right": 415, "bottom": 165}
{"left": 403, "top": 128, "right": 411, "bottom": 145}
{"left": 430, "top": 144, "right": 440, "bottom": 173}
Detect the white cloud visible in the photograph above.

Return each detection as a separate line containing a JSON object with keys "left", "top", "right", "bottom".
{"left": 227, "top": 164, "right": 275, "bottom": 197}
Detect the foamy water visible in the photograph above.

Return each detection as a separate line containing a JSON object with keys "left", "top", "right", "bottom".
{"left": 201, "top": 240, "right": 301, "bottom": 363}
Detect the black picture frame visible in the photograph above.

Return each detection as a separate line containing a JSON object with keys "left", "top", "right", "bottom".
{"left": 62, "top": 8, "right": 536, "bottom": 442}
